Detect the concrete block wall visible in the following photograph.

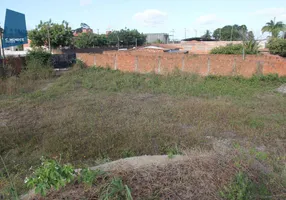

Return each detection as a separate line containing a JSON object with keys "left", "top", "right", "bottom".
{"left": 77, "top": 52, "right": 286, "bottom": 77}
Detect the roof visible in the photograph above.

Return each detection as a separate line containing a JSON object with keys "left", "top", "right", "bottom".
{"left": 181, "top": 37, "right": 217, "bottom": 42}
{"left": 146, "top": 33, "right": 169, "bottom": 36}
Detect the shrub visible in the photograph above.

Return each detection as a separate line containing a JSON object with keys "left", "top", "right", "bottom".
{"left": 25, "top": 157, "right": 75, "bottom": 196}
{"left": 20, "top": 59, "right": 54, "bottom": 80}
{"left": 210, "top": 42, "right": 258, "bottom": 55}
{"left": 26, "top": 49, "right": 52, "bottom": 66}
{"left": 267, "top": 38, "right": 286, "bottom": 57}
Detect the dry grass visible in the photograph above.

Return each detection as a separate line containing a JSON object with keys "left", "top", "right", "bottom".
{"left": 0, "top": 66, "right": 285, "bottom": 198}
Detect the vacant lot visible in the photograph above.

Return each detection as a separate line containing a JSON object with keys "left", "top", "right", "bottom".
{"left": 0, "top": 66, "right": 285, "bottom": 199}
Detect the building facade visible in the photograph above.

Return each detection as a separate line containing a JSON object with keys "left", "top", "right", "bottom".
{"left": 146, "top": 33, "right": 169, "bottom": 44}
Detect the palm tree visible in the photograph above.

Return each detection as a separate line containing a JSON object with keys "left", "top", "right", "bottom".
{"left": 261, "top": 18, "right": 286, "bottom": 38}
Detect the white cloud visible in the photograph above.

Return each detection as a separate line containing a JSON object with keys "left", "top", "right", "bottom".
{"left": 133, "top": 9, "right": 167, "bottom": 27}
{"left": 253, "top": 8, "right": 286, "bottom": 20}
{"left": 80, "top": 0, "right": 92, "bottom": 6}
{"left": 195, "top": 14, "right": 222, "bottom": 25}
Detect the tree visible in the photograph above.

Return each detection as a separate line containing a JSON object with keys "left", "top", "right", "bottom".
{"left": 212, "top": 25, "right": 253, "bottom": 41}
{"left": 213, "top": 28, "right": 221, "bottom": 40}
{"left": 261, "top": 18, "right": 286, "bottom": 38}
{"left": 267, "top": 38, "right": 286, "bottom": 57}
{"left": 74, "top": 32, "right": 108, "bottom": 48}
{"left": 201, "top": 30, "right": 212, "bottom": 39}
{"left": 74, "top": 32, "right": 96, "bottom": 48}
{"left": 29, "top": 20, "right": 73, "bottom": 49}
{"left": 107, "top": 28, "right": 146, "bottom": 47}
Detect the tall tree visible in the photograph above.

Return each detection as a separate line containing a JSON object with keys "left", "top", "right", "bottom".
{"left": 107, "top": 28, "right": 146, "bottom": 46}
{"left": 29, "top": 20, "right": 73, "bottom": 49}
{"left": 261, "top": 18, "right": 286, "bottom": 38}
{"left": 212, "top": 25, "right": 253, "bottom": 41}
{"left": 201, "top": 30, "right": 212, "bottom": 39}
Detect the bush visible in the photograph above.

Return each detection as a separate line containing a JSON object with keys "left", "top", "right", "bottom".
{"left": 267, "top": 38, "right": 286, "bottom": 57}
{"left": 25, "top": 157, "right": 75, "bottom": 196}
{"left": 210, "top": 42, "right": 258, "bottom": 55}
{"left": 26, "top": 49, "right": 52, "bottom": 66}
{"left": 21, "top": 59, "right": 54, "bottom": 80}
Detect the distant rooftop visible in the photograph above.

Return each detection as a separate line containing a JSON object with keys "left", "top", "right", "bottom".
{"left": 181, "top": 37, "right": 217, "bottom": 42}
{"left": 146, "top": 33, "right": 169, "bottom": 35}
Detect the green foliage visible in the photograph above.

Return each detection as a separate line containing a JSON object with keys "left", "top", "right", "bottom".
{"left": 0, "top": 156, "right": 19, "bottom": 200}
{"left": 210, "top": 42, "right": 258, "bottom": 55}
{"left": 267, "top": 38, "right": 286, "bottom": 57}
{"left": 29, "top": 20, "right": 73, "bottom": 49}
{"left": 21, "top": 59, "right": 54, "bottom": 80}
{"left": 201, "top": 30, "right": 212, "bottom": 39}
{"left": 74, "top": 33, "right": 109, "bottom": 48}
{"left": 26, "top": 49, "right": 52, "bottom": 66}
{"left": 25, "top": 157, "right": 75, "bottom": 196}
{"left": 79, "top": 168, "right": 106, "bottom": 186}
{"left": 107, "top": 28, "right": 146, "bottom": 46}
{"left": 167, "top": 144, "right": 181, "bottom": 159}
{"left": 101, "top": 177, "right": 133, "bottom": 200}
{"left": 121, "top": 149, "right": 136, "bottom": 158}
{"left": 212, "top": 25, "right": 254, "bottom": 41}
{"left": 220, "top": 172, "right": 269, "bottom": 200}
{"left": 261, "top": 18, "right": 286, "bottom": 38}
{"left": 74, "top": 59, "right": 87, "bottom": 69}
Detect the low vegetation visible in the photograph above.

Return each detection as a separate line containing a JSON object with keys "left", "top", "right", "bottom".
{"left": 210, "top": 42, "right": 258, "bottom": 55}
{"left": 267, "top": 38, "right": 286, "bottom": 57}
{"left": 0, "top": 63, "right": 285, "bottom": 199}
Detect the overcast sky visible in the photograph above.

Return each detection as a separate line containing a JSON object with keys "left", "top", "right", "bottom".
{"left": 1, "top": 0, "right": 286, "bottom": 39}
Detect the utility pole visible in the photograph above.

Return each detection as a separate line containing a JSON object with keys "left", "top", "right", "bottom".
{"left": 97, "top": 29, "right": 99, "bottom": 35}
{"left": 135, "top": 38, "right": 137, "bottom": 48}
{"left": 47, "top": 24, "right": 51, "bottom": 53}
{"left": 116, "top": 35, "right": 119, "bottom": 50}
{"left": 170, "top": 29, "right": 175, "bottom": 44}
{"left": 194, "top": 29, "right": 197, "bottom": 37}
{"left": 184, "top": 28, "right": 186, "bottom": 39}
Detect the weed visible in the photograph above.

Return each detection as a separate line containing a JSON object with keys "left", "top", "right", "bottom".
{"left": 100, "top": 177, "right": 133, "bottom": 200}
{"left": 220, "top": 172, "right": 269, "bottom": 200}
{"left": 25, "top": 157, "right": 75, "bottom": 196}
{"left": 0, "top": 156, "right": 19, "bottom": 200}
{"left": 121, "top": 150, "right": 136, "bottom": 158}
{"left": 167, "top": 144, "right": 181, "bottom": 159}
{"left": 249, "top": 148, "right": 268, "bottom": 161}
{"left": 78, "top": 168, "right": 106, "bottom": 186}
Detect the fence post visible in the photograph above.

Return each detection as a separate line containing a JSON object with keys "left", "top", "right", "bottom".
{"left": 94, "top": 55, "right": 96, "bottom": 66}
{"left": 242, "top": 48, "right": 245, "bottom": 60}
{"left": 256, "top": 61, "right": 263, "bottom": 75}
{"left": 207, "top": 57, "right": 211, "bottom": 75}
{"left": 114, "top": 54, "right": 117, "bottom": 70}
{"left": 158, "top": 56, "right": 161, "bottom": 74}
{"left": 232, "top": 58, "right": 237, "bottom": 76}
{"left": 182, "top": 55, "right": 185, "bottom": 71}
{"left": 135, "top": 56, "right": 138, "bottom": 72}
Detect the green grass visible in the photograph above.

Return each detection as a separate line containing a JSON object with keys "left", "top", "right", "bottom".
{"left": 0, "top": 66, "right": 285, "bottom": 197}
{"left": 220, "top": 171, "right": 270, "bottom": 200}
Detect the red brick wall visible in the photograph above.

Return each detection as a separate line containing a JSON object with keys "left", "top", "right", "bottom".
{"left": 77, "top": 52, "right": 286, "bottom": 77}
